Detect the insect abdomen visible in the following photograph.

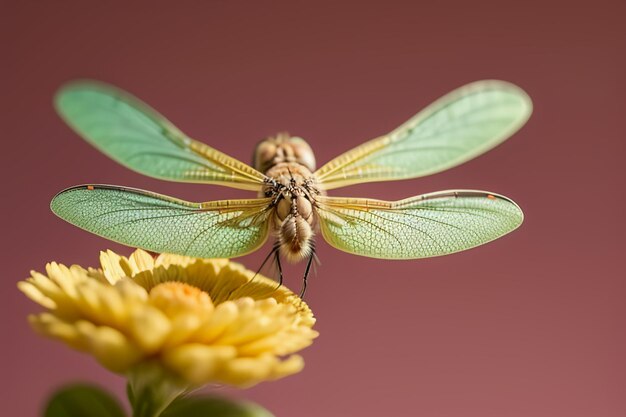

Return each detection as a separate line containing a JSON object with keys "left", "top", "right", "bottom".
{"left": 279, "top": 215, "right": 313, "bottom": 262}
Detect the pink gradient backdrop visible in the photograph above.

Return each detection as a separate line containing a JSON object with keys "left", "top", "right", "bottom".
{"left": 3, "top": 1, "right": 625, "bottom": 416}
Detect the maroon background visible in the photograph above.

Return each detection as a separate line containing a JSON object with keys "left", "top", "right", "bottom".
{"left": 3, "top": 1, "right": 625, "bottom": 416}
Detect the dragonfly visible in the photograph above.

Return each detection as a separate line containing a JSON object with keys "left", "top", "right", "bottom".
{"left": 51, "top": 80, "right": 531, "bottom": 294}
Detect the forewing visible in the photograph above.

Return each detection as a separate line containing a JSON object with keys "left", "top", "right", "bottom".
{"left": 315, "top": 80, "right": 532, "bottom": 190}
{"left": 55, "top": 81, "right": 266, "bottom": 190}
{"left": 50, "top": 185, "right": 272, "bottom": 258}
{"left": 316, "top": 191, "right": 523, "bottom": 259}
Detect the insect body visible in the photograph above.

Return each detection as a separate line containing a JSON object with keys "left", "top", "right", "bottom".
{"left": 51, "top": 80, "right": 532, "bottom": 292}
{"left": 254, "top": 134, "right": 323, "bottom": 263}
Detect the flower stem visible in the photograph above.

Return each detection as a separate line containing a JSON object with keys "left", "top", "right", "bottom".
{"left": 127, "top": 362, "right": 190, "bottom": 417}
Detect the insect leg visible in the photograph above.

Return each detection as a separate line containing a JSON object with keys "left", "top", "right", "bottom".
{"left": 231, "top": 244, "right": 281, "bottom": 300}
{"left": 299, "top": 249, "right": 315, "bottom": 299}
{"left": 274, "top": 249, "right": 284, "bottom": 287}
{"left": 254, "top": 243, "right": 280, "bottom": 281}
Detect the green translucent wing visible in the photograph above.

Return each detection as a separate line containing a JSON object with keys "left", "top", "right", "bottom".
{"left": 315, "top": 80, "right": 532, "bottom": 190}
{"left": 55, "top": 81, "right": 266, "bottom": 191}
{"left": 316, "top": 190, "right": 523, "bottom": 259}
{"left": 50, "top": 185, "right": 272, "bottom": 258}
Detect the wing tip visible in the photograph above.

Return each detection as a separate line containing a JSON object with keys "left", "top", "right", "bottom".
{"left": 55, "top": 79, "right": 114, "bottom": 94}
{"left": 54, "top": 80, "right": 92, "bottom": 119}
{"left": 50, "top": 184, "right": 93, "bottom": 215}
{"left": 467, "top": 79, "right": 533, "bottom": 119}
{"left": 486, "top": 191, "right": 525, "bottom": 229}
{"left": 54, "top": 79, "right": 124, "bottom": 115}
{"left": 426, "top": 189, "right": 525, "bottom": 228}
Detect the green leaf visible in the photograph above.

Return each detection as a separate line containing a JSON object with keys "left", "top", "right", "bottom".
{"left": 44, "top": 383, "right": 126, "bottom": 417}
{"left": 162, "top": 396, "right": 275, "bottom": 417}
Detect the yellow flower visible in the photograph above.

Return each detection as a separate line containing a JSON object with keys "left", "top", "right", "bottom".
{"left": 19, "top": 249, "right": 318, "bottom": 388}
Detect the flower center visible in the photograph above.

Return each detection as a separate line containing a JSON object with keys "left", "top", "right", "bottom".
{"left": 149, "top": 282, "right": 214, "bottom": 317}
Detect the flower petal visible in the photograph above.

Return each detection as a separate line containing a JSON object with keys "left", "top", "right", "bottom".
{"left": 76, "top": 321, "right": 144, "bottom": 372}
{"left": 162, "top": 344, "right": 237, "bottom": 385}
{"left": 100, "top": 250, "right": 131, "bottom": 284}
{"left": 128, "top": 306, "right": 171, "bottom": 353}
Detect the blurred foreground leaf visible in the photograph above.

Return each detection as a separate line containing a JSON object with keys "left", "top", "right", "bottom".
{"left": 45, "top": 384, "right": 126, "bottom": 417}
{"left": 162, "top": 396, "right": 275, "bottom": 417}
